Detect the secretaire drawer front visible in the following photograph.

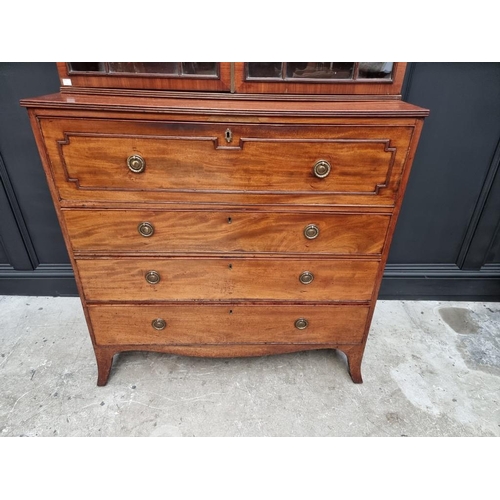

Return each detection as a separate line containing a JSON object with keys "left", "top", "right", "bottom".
{"left": 77, "top": 258, "right": 379, "bottom": 302}
{"left": 64, "top": 210, "right": 390, "bottom": 256}
{"left": 41, "top": 118, "right": 414, "bottom": 206}
{"left": 89, "top": 304, "right": 370, "bottom": 345}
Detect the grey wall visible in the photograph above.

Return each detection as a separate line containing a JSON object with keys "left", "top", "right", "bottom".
{"left": 1, "top": 63, "right": 499, "bottom": 299}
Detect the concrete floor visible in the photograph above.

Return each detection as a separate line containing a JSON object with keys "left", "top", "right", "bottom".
{"left": 0, "top": 295, "right": 498, "bottom": 437}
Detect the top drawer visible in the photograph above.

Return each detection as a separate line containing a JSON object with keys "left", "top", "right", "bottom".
{"left": 40, "top": 118, "right": 414, "bottom": 207}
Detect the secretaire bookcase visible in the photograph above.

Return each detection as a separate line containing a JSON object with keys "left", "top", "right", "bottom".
{"left": 22, "top": 62, "right": 428, "bottom": 385}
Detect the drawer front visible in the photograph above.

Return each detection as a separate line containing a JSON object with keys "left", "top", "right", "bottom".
{"left": 89, "top": 304, "right": 370, "bottom": 345}
{"left": 41, "top": 118, "right": 414, "bottom": 206}
{"left": 77, "top": 257, "right": 379, "bottom": 302}
{"left": 64, "top": 210, "right": 390, "bottom": 256}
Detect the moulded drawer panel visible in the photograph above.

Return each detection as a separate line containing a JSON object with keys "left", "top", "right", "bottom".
{"left": 41, "top": 118, "right": 414, "bottom": 206}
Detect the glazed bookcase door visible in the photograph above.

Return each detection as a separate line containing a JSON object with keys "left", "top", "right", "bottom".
{"left": 57, "top": 62, "right": 232, "bottom": 92}
{"left": 234, "top": 62, "right": 407, "bottom": 95}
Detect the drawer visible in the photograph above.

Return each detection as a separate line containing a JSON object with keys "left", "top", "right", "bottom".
{"left": 64, "top": 210, "right": 390, "bottom": 256}
{"left": 89, "top": 304, "right": 370, "bottom": 345}
{"left": 41, "top": 118, "right": 414, "bottom": 206}
{"left": 77, "top": 257, "right": 379, "bottom": 302}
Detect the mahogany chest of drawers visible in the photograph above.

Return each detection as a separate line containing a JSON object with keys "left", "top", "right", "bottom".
{"left": 22, "top": 62, "right": 427, "bottom": 385}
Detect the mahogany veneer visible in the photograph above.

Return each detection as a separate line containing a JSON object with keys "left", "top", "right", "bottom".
{"left": 22, "top": 63, "right": 427, "bottom": 385}
{"left": 63, "top": 210, "right": 391, "bottom": 255}
{"left": 88, "top": 304, "right": 370, "bottom": 346}
{"left": 76, "top": 257, "right": 379, "bottom": 302}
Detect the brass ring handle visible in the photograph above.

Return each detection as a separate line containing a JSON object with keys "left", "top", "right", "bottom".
{"left": 145, "top": 270, "right": 160, "bottom": 285}
{"left": 151, "top": 318, "right": 166, "bottom": 331}
{"left": 304, "top": 224, "right": 320, "bottom": 240}
{"left": 137, "top": 222, "right": 154, "bottom": 237}
{"left": 127, "top": 154, "right": 146, "bottom": 173}
{"left": 299, "top": 271, "right": 314, "bottom": 285}
{"left": 313, "top": 160, "right": 331, "bottom": 179}
{"left": 295, "top": 318, "right": 308, "bottom": 330}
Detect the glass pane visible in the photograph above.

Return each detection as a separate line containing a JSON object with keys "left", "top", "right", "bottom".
{"left": 358, "top": 62, "right": 393, "bottom": 79}
{"left": 247, "top": 62, "right": 282, "bottom": 79}
{"left": 68, "top": 62, "right": 105, "bottom": 72}
{"left": 181, "top": 62, "right": 217, "bottom": 75}
{"left": 108, "top": 62, "right": 179, "bottom": 74}
{"left": 287, "top": 62, "right": 354, "bottom": 79}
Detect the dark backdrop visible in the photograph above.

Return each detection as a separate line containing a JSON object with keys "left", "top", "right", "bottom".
{"left": 1, "top": 63, "right": 499, "bottom": 299}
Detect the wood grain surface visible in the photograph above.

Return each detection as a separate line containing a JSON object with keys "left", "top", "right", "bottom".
{"left": 56, "top": 62, "right": 233, "bottom": 92}
{"left": 40, "top": 118, "right": 413, "bottom": 206}
{"left": 58, "top": 135, "right": 400, "bottom": 194}
{"left": 64, "top": 209, "right": 390, "bottom": 256}
{"left": 89, "top": 303, "right": 370, "bottom": 345}
{"left": 77, "top": 257, "right": 379, "bottom": 302}
{"left": 54, "top": 62, "right": 406, "bottom": 96}
{"left": 22, "top": 77, "right": 428, "bottom": 384}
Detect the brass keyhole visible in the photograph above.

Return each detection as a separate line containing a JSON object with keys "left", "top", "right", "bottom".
{"left": 225, "top": 128, "right": 232, "bottom": 143}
